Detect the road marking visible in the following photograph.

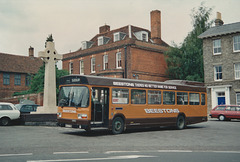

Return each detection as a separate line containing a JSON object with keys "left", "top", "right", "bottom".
{"left": 211, "top": 151, "right": 240, "bottom": 154}
{"left": 0, "top": 153, "right": 33, "bottom": 157}
{"left": 27, "top": 155, "right": 156, "bottom": 162}
{"left": 158, "top": 150, "right": 193, "bottom": 153}
{"left": 157, "top": 150, "right": 240, "bottom": 154}
{"left": 105, "top": 151, "right": 140, "bottom": 154}
{"left": 53, "top": 152, "right": 89, "bottom": 154}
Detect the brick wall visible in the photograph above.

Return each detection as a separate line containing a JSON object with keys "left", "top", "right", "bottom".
{"left": 63, "top": 47, "right": 126, "bottom": 76}
{"left": 130, "top": 47, "right": 167, "bottom": 81}
{"left": 0, "top": 93, "right": 43, "bottom": 105}
{"left": 62, "top": 42, "right": 168, "bottom": 82}
{"left": 0, "top": 72, "right": 30, "bottom": 98}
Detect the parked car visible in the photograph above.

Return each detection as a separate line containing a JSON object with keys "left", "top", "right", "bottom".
{"left": 15, "top": 104, "right": 39, "bottom": 114}
{"left": 0, "top": 102, "right": 20, "bottom": 126}
{"left": 210, "top": 105, "right": 240, "bottom": 121}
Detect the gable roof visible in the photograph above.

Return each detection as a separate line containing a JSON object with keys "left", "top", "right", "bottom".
{"left": 0, "top": 53, "right": 43, "bottom": 74}
{"left": 88, "top": 25, "right": 151, "bottom": 47}
{"left": 67, "top": 24, "right": 168, "bottom": 54}
{"left": 198, "top": 22, "right": 240, "bottom": 39}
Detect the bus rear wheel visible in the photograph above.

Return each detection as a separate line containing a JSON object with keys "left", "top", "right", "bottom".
{"left": 176, "top": 115, "right": 185, "bottom": 130}
{"left": 112, "top": 117, "right": 124, "bottom": 135}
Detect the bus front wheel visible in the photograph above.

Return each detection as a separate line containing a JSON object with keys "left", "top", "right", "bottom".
{"left": 176, "top": 115, "right": 186, "bottom": 130}
{"left": 112, "top": 117, "right": 124, "bottom": 135}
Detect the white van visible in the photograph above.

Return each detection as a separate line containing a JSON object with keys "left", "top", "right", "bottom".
{"left": 0, "top": 102, "right": 20, "bottom": 126}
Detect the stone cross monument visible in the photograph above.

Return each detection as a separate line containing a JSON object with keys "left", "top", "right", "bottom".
{"left": 36, "top": 34, "right": 62, "bottom": 113}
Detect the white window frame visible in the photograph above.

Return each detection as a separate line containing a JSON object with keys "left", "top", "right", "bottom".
{"left": 233, "top": 35, "right": 240, "bottom": 52}
{"left": 114, "top": 33, "right": 120, "bottom": 42}
{"left": 91, "top": 57, "right": 96, "bottom": 73}
{"left": 79, "top": 60, "right": 84, "bottom": 75}
{"left": 213, "top": 39, "right": 221, "bottom": 55}
{"left": 69, "top": 62, "right": 73, "bottom": 74}
{"left": 236, "top": 93, "right": 240, "bottom": 105}
{"left": 214, "top": 65, "right": 222, "bottom": 81}
{"left": 234, "top": 63, "right": 240, "bottom": 80}
{"left": 82, "top": 41, "right": 87, "bottom": 50}
{"left": 98, "top": 36, "right": 103, "bottom": 46}
{"left": 142, "top": 33, "right": 147, "bottom": 42}
{"left": 134, "top": 31, "right": 148, "bottom": 42}
{"left": 116, "top": 52, "right": 122, "bottom": 69}
{"left": 103, "top": 55, "right": 108, "bottom": 70}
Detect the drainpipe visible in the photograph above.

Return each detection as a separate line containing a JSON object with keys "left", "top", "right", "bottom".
{"left": 124, "top": 46, "right": 127, "bottom": 78}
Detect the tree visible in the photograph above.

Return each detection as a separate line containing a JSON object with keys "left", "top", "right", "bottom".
{"left": 29, "top": 64, "right": 45, "bottom": 93}
{"left": 165, "top": 3, "right": 213, "bottom": 82}
{"left": 30, "top": 63, "right": 69, "bottom": 94}
{"left": 13, "top": 63, "right": 68, "bottom": 96}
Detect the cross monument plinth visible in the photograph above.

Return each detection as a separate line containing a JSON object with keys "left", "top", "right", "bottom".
{"left": 33, "top": 35, "right": 62, "bottom": 114}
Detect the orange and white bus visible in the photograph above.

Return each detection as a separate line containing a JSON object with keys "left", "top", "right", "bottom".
{"left": 57, "top": 75, "right": 207, "bottom": 134}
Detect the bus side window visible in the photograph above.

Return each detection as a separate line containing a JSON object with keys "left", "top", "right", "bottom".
{"left": 148, "top": 90, "right": 161, "bottom": 104}
{"left": 131, "top": 89, "right": 146, "bottom": 104}
{"left": 201, "top": 94, "right": 206, "bottom": 105}
{"left": 189, "top": 93, "right": 200, "bottom": 105}
{"left": 177, "top": 92, "right": 188, "bottom": 105}
{"left": 112, "top": 88, "right": 129, "bottom": 104}
{"left": 163, "top": 91, "right": 175, "bottom": 105}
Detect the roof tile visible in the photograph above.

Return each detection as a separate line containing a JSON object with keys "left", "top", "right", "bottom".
{"left": 0, "top": 53, "right": 43, "bottom": 74}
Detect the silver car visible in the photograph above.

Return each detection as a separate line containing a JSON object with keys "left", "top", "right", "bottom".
{"left": 0, "top": 102, "right": 20, "bottom": 126}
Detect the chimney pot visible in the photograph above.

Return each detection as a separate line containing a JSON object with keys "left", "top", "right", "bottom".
{"left": 150, "top": 10, "right": 162, "bottom": 44}
{"left": 99, "top": 24, "right": 110, "bottom": 34}
{"left": 29, "top": 46, "right": 34, "bottom": 57}
{"left": 216, "top": 12, "right": 221, "bottom": 20}
{"left": 215, "top": 12, "right": 224, "bottom": 26}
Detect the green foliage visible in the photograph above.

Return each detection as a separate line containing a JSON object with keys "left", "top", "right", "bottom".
{"left": 13, "top": 90, "right": 30, "bottom": 96}
{"left": 29, "top": 64, "right": 45, "bottom": 93}
{"left": 56, "top": 67, "right": 69, "bottom": 94}
{"left": 13, "top": 63, "right": 69, "bottom": 96}
{"left": 165, "top": 3, "right": 213, "bottom": 82}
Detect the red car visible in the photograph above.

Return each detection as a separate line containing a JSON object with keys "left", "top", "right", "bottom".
{"left": 210, "top": 105, "right": 240, "bottom": 121}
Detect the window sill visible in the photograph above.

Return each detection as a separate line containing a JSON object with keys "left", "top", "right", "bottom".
{"left": 214, "top": 80, "right": 223, "bottom": 82}
{"left": 233, "top": 50, "right": 240, "bottom": 53}
{"left": 213, "top": 53, "right": 222, "bottom": 55}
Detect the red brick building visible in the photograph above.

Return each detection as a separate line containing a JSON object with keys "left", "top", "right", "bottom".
{"left": 62, "top": 10, "right": 169, "bottom": 81}
{"left": 0, "top": 47, "right": 43, "bottom": 98}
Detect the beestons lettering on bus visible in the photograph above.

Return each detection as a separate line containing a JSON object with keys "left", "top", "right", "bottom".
{"left": 144, "top": 108, "right": 180, "bottom": 114}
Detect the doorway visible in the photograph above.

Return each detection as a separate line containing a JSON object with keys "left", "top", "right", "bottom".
{"left": 217, "top": 92, "right": 225, "bottom": 105}
{"left": 91, "top": 87, "right": 109, "bottom": 125}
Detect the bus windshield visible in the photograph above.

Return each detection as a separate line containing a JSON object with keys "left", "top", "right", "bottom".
{"left": 58, "top": 86, "right": 89, "bottom": 108}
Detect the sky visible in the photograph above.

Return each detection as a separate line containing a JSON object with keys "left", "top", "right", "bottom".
{"left": 0, "top": 0, "right": 240, "bottom": 69}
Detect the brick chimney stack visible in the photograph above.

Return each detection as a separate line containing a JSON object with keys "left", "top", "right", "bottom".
{"left": 99, "top": 24, "right": 110, "bottom": 34}
{"left": 151, "top": 10, "right": 162, "bottom": 44}
{"left": 29, "top": 46, "right": 34, "bottom": 57}
{"left": 215, "top": 12, "right": 224, "bottom": 26}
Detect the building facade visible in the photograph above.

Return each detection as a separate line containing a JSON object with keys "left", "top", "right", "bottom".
{"left": 62, "top": 10, "right": 169, "bottom": 82}
{"left": 199, "top": 12, "right": 240, "bottom": 111}
{"left": 0, "top": 47, "right": 43, "bottom": 98}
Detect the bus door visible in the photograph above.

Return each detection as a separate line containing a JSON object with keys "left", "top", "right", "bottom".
{"left": 91, "top": 87, "right": 109, "bottom": 125}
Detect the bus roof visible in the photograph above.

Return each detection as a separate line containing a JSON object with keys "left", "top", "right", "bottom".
{"left": 60, "top": 75, "right": 206, "bottom": 92}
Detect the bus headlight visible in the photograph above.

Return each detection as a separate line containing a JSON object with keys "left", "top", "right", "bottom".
{"left": 78, "top": 114, "right": 88, "bottom": 119}
{"left": 57, "top": 112, "right": 62, "bottom": 118}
